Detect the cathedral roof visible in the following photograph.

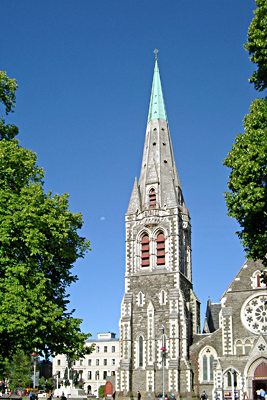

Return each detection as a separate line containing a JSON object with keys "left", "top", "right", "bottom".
{"left": 147, "top": 60, "right": 168, "bottom": 123}
{"left": 202, "top": 299, "right": 221, "bottom": 333}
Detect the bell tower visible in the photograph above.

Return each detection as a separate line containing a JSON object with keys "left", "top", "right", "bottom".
{"left": 117, "top": 54, "right": 200, "bottom": 397}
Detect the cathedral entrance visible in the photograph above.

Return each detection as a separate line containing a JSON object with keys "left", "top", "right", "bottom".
{"left": 252, "top": 363, "right": 267, "bottom": 400}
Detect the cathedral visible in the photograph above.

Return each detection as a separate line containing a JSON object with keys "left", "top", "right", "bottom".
{"left": 190, "top": 260, "right": 267, "bottom": 400}
{"left": 51, "top": 57, "right": 267, "bottom": 400}
{"left": 116, "top": 57, "right": 267, "bottom": 400}
{"left": 116, "top": 56, "right": 200, "bottom": 397}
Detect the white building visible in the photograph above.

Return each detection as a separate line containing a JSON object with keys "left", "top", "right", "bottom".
{"left": 53, "top": 332, "right": 119, "bottom": 395}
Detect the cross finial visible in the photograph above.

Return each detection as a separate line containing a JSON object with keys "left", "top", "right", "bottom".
{"left": 153, "top": 48, "right": 159, "bottom": 60}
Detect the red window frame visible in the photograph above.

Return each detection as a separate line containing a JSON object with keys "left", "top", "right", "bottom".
{"left": 141, "top": 234, "right": 150, "bottom": 266}
{"left": 156, "top": 233, "right": 165, "bottom": 265}
{"left": 149, "top": 188, "right": 156, "bottom": 209}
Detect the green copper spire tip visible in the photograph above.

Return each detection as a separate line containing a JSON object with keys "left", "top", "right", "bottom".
{"left": 147, "top": 59, "right": 168, "bottom": 123}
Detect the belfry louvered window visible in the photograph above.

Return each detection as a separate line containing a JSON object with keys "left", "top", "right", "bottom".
{"left": 156, "top": 233, "right": 165, "bottom": 265}
{"left": 149, "top": 188, "right": 156, "bottom": 209}
{"left": 141, "top": 234, "right": 150, "bottom": 266}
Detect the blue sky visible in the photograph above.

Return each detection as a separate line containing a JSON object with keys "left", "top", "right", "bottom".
{"left": 2, "top": 0, "right": 258, "bottom": 338}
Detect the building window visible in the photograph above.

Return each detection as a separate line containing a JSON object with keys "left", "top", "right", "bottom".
{"left": 56, "top": 371, "right": 60, "bottom": 378}
{"left": 104, "top": 346, "right": 107, "bottom": 353}
{"left": 149, "top": 188, "right": 156, "bottom": 209}
{"left": 210, "top": 355, "right": 214, "bottom": 380}
{"left": 73, "top": 360, "right": 76, "bottom": 366}
{"left": 139, "top": 336, "right": 143, "bottom": 367}
{"left": 112, "top": 359, "right": 115, "bottom": 365}
{"left": 104, "top": 359, "right": 107, "bottom": 366}
{"left": 228, "top": 371, "right": 237, "bottom": 387}
{"left": 88, "top": 371, "right": 92, "bottom": 380}
{"left": 57, "top": 359, "right": 61, "bottom": 366}
{"left": 88, "top": 359, "right": 91, "bottom": 366}
{"left": 103, "top": 371, "right": 107, "bottom": 379}
{"left": 141, "top": 234, "right": 150, "bottom": 267}
{"left": 203, "top": 355, "right": 207, "bottom": 380}
{"left": 200, "top": 347, "right": 217, "bottom": 382}
{"left": 112, "top": 346, "right": 115, "bottom": 353}
{"left": 80, "top": 359, "right": 83, "bottom": 366}
{"left": 159, "top": 289, "right": 166, "bottom": 305}
{"left": 227, "top": 370, "right": 237, "bottom": 387}
{"left": 96, "top": 359, "right": 99, "bottom": 366}
{"left": 156, "top": 233, "right": 165, "bottom": 265}
{"left": 96, "top": 346, "right": 100, "bottom": 353}
{"left": 95, "top": 371, "right": 99, "bottom": 380}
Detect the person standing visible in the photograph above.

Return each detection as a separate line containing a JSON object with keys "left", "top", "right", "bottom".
{"left": 201, "top": 391, "right": 208, "bottom": 400}
{"left": 137, "top": 391, "right": 141, "bottom": 400}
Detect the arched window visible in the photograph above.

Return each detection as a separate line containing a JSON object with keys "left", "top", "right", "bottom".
{"left": 227, "top": 371, "right": 232, "bottom": 387}
{"left": 203, "top": 355, "right": 207, "bottom": 380}
{"left": 139, "top": 292, "right": 143, "bottom": 306}
{"left": 139, "top": 337, "right": 143, "bottom": 367}
{"left": 227, "top": 371, "right": 237, "bottom": 387}
{"left": 156, "top": 233, "right": 165, "bottom": 265}
{"left": 141, "top": 235, "right": 150, "bottom": 267}
{"left": 210, "top": 355, "right": 214, "bottom": 380}
{"left": 200, "top": 347, "right": 217, "bottom": 382}
{"left": 149, "top": 188, "right": 156, "bottom": 209}
{"left": 257, "top": 274, "right": 261, "bottom": 287}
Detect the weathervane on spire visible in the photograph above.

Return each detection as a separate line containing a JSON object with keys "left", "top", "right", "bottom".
{"left": 153, "top": 48, "right": 159, "bottom": 60}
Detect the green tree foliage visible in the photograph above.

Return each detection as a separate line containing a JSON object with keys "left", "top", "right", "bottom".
{"left": 45, "top": 378, "right": 54, "bottom": 393}
{"left": 244, "top": 0, "right": 267, "bottom": 91}
{"left": 40, "top": 376, "right": 46, "bottom": 388}
{"left": 98, "top": 385, "right": 105, "bottom": 398}
{"left": 224, "top": 98, "right": 267, "bottom": 266}
{"left": 224, "top": 1, "right": 267, "bottom": 271}
{"left": 0, "top": 71, "right": 18, "bottom": 114}
{"left": 2, "top": 350, "right": 31, "bottom": 390}
{"left": 0, "top": 72, "right": 93, "bottom": 365}
{"left": 0, "top": 71, "right": 19, "bottom": 140}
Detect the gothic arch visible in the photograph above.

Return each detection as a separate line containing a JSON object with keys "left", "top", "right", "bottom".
{"left": 245, "top": 356, "right": 267, "bottom": 378}
{"left": 152, "top": 226, "right": 168, "bottom": 239}
{"left": 151, "top": 228, "right": 169, "bottom": 269}
{"left": 135, "top": 230, "right": 151, "bottom": 271}
{"left": 223, "top": 367, "right": 241, "bottom": 388}
{"left": 137, "top": 229, "right": 151, "bottom": 242}
{"left": 251, "top": 270, "right": 267, "bottom": 289}
{"left": 199, "top": 346, "right": 218, "bottom": 383}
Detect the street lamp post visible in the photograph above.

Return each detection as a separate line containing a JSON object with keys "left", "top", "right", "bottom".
{"left": 31, "top": 353, "right": 38, "bottom": 398}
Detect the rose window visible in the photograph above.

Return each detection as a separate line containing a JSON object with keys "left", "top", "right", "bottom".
{"left": 242, "top": 295, "right": 267, "bottom": 334}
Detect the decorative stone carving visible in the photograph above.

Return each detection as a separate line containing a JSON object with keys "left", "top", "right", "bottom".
{"left": 144, "top": 217, "right": 160, "bottom": 227}
{"left": 241, "top": 293, "right": 267, "bottom": 334}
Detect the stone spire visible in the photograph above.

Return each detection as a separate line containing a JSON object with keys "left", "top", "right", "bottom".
{"left": 147, "top": 60, "right": 168, "bottom": 123}
{"left": 126, "top": 58, "right": 186, "bottom": 215}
